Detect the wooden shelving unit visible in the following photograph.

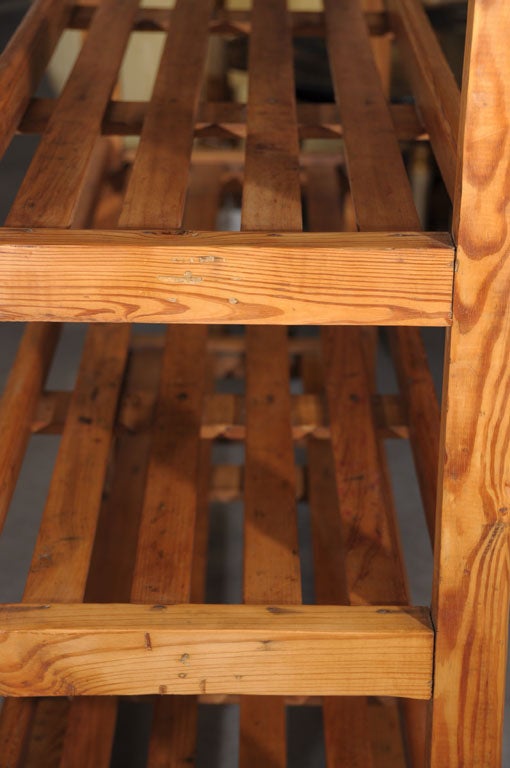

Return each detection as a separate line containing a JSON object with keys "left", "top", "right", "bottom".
{"left": 0, "top": 0, "right": 508, "bottom": 765}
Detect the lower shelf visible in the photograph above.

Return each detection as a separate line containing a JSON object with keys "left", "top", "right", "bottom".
{"left": 0, "top": 322, "right": 437, "bottom": 766}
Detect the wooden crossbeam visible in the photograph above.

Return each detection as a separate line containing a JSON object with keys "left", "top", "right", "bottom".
{"left": 0, "top": 604, "right": 434, "bottom": 700}
{"left": 17, "top": 99, "right": 426, "bottom": 142}
{"left": 67, "top": 5, "right": 390, "bottom": 37}
{"left": 0, "top": 230, "right": 454, "bottom": 325}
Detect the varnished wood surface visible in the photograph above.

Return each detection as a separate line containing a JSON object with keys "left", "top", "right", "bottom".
{"left": 0, "top": 229, "right": 454, "bottom": 325}
{"left": 429, "top": 1, "right": 510, "bottom": 765}
{"left": 0, "top": 604, "right": 434, "bottom": 699}
{"left": 0, "top": 0, "right": 507, "bottom": 763}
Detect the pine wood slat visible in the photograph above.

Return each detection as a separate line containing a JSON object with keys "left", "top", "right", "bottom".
{"left": 119, "top": 11, "right": 214, "bottom": 758}
{"left": 136, "top": 174, "right": 217, "bottom": 768}
{"left": 324, "top": 0, "right": 421, "bottom": 232}
{"left": 128, "top": 328, "right": 207, "bottom": 606}
{"left": 0, "top": 696, "right": 35, "bottom": 768}
{"left": 58, "top": 698, "right": 117, "bottom": 768}
{"left": 24, "top": 699, "right": 70, "bottom": 768}
{"left": 389, "top": 327, "right": 440, "bottom": 545}
{"left": 19, "top": 98, "right": 426, "bottom": 142}
{"left": 305, "top": 367, "right": 374, "bottom": 767}
{"left": 0, "top": 324, "right": 60, "bottom": 536}
{"left": 10, "top": 0, "right": 139, "bottom": 228}
{"left": 0, "top": 229, "right": 454, "bottom": 325}
{"left": 306, "top": 164, "right": 406, "bottom": 766}
{"left": 386, "top": 0, "right": 460, "bottom": 200}
{"left": 323, "top": 7, "right": 437, "bottom": 761}
{"left": 0, "top": 0, "right": 72, "bottom": 160}
{"left": 120, "top": 0, "right": 214, "bottom": 229}
{"left": 0, "top": 604, "right": 433, "bottom": 699}
{"left": 23, "top": 325, "right": 129, "bottom": 602}
{"left": 429, "top": 2, "right": 510, "bottom": 765}
{"left": 240, "top": 1, "right": 302, "bottom": 763}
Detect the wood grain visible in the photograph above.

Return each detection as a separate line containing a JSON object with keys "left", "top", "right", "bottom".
{"left": 0, "top": 229, "right": 454, "bottom": 325}
{"left": 429, "top": 1, "right": 510, "bottom": 765}
{"left": 0, "top": 604, "right": 433, "bottom": 699}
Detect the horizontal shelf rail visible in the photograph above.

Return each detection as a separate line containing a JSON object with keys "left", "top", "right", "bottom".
{"left": 0, "top": 604, "right": 434, "bottom": 699}
{"left": 67, "top": 5, "right": 390, "bottom": 37}
{"left": 0, "top": 230, "right": 454, "bottom": 325}
{"left": 17, "top": 98, "right": 426, "bottom": 142}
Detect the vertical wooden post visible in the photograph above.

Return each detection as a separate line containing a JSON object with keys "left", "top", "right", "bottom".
{"left": 429, "top": 1, "right": 510, "bottom": 765}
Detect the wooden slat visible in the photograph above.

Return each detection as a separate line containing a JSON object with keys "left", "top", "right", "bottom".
{"left": 126, "top": 326, "right": 206, "bottom": 605}
{"left": 9, "top": 0, "right": 139, "bottom": 228}
{"left": 0, "top": 696, "right": 35, "bottom": 768}
{"left": 146, "top": 165, "right": 219, "bottom": 768}
{"left": 0, "top": 325, "right": 59, "bottom": 535}
{"left": 58, "top": 699, "right": 117, "bottom": 768}
{"left": 324, "top": 0, "right": 421, "bottom": 232}
{"left": 240, "top": 1, "right": 302, "bottom": 764}
{"left": 307, "top": 403, "right": 374, "bottom": 766}
{"left": 389, "top": 327, "right": 439, "bottom": 544}
{"left": 120, "top": 0, "right": 214, "bottom": 229}
{"left": 19, "top": 98, "right": 426, "bottom": 142}
{"left": 0, "top": 229, "right": 454, "bottom": 325}
{"left": 0, "top": 0, "right": 72, "bottom": 160}
{"left": 368, "top": 698, "right": 407, "bottom": 768}
{"left": 429, "top": 2, "right": 510, "bottom": 764}
{"left": 24, "top": 700, "right": 70, "bottom": 768}
{"left": 301, "top": 221, "right": 374, "bottom": 764}
{"left": 323, "top": 6, "right": 433, "bottom": 763}
{"left": 23, "top": 325, "right": 129, "bottom": 602}
{"left": 386, "top": 0, "right": 460, "bottom": 200}
{"left": 306, "top": 164, "right": 404, "bottom": 767}
{"left": 0, "top": 603, "right": 434, "bottom": 699}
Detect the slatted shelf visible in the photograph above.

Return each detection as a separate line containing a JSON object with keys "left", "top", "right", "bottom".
{"left": 0, "top": 0, "right": 508, "bottom": 766}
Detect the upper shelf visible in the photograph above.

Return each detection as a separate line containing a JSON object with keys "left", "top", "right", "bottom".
{"left": 0, "top": 0, "right": 459, "bottom": 326}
